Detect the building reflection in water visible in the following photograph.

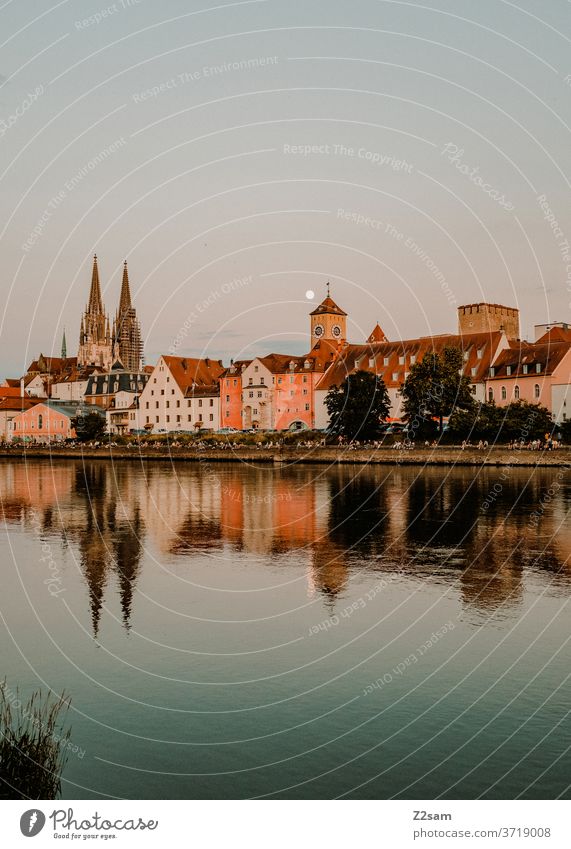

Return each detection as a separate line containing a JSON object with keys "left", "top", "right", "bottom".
{"left": 0, "top": 460, "right": 569, "bottom": 633}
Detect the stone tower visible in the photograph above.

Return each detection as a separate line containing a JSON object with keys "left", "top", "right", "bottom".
{"left": 113, "top": 261, "right": 143, "bottom": 371}
{"left": 78, "top": 255, "right": 113, "bottom": 368}
{"left": 309, "top": 284, "right": 347, "bottom": 346}
{"left": 458, "top": 302, "right": 520, "bottom": 340}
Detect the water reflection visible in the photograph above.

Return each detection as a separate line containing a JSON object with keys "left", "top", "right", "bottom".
{"left": 1, "top": 459, "right": 569, "bottom": 634}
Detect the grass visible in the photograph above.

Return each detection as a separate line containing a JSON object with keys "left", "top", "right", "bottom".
{"left": 0, "top": 681, "right": 71, "bottom": 800}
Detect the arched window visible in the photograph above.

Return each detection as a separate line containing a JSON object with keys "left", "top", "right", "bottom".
{"left": 534, "top": 384, "right": 540, "bottom": 399}
{"left": 38, "top": 414, "right": 43, "bottom": 430}
{"left": 514, "top": 385, "right": 520, "bottom": 400}
{"left": 488, "top": 388, "right": 493, "bottom": 402}
{"left": 501, "top": 386, "right": 507, "bottom": 400}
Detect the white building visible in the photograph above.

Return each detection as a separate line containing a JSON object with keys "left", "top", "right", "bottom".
{"left": 138, "top": 355, "right": 225, "bottom": 433}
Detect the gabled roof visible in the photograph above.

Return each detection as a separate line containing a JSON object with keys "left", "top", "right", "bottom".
{"left": 27, "top": 355, "right": 78, "bottom": 376}
{"left": 220, "top": 359, "right": 252, "bottom": 379}
{"left": 536, "top": 326, "right": 571, "bottom": 344}
{"left": 309, "top": 295, "right": 347, "bottom": 317}
{"left": 0, "top": 397, "right": 39, "bottom": 412}
{"left": 3, "top": 379, "right": 21, "bottom": 388}
{"left": 316, "top": 331, "right": 504, "bottom": 391}
{"left": 367, "top": 323, "right": 388, "bottom": 343}
{"left": 162, "top": 356, "right": 225, "bottom": 393}
{"left": 488, "top": 339, "right": 571, "bottom": 379}
{"left": 0, "top": 386, "right": 28, "bottom": 399}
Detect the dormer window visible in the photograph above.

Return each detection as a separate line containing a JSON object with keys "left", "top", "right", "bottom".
{"left": 536, "top": 363, "right": 542, "bottom": 373}
{"left": 304, "top": 360, "right": 310, "bottom": 369}
{"left": 383, "top": 357, "right": 389, "bottom": 366}
{"left": 398, "top": 355, "right": 405, "bottom": 365}
{"left": 506, "top": 366, "right": 512, "bottom": 376}
{"left": 463, "top": 351, "right": 469, "bottom": 361}
{"left": 289, "top": 360, "right": 296, "bottom": 371}
{"left": 523, "top": 364, "right": 528, "bottom": 374}
{"left": 410, "top": 355, "right": 416, "bottom": 364}
{"left": 477, "top": 348, "right": 484, "bottom": 359}
{"left": 369, "top": 357, "right": 375, "bottom": 367}
{"left": 490, "top": 367, "right": 495, "bottom": 377}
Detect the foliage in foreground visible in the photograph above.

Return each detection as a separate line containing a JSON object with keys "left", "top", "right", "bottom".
{"left": 325, "top": 370, "right": 391, "bottom": 440}
{"left": 0, "top": 682, "right": 71, "bottom": 800}
{"left": 447, "top": 400, "right": 555, "bottom": 442}
{"left": 71, "top": 411, "right": 106, "bottom": 442}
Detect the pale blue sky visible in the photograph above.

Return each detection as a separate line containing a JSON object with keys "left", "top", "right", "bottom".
{"left": 1, "top": 0, "right": 570, "bottom": 377}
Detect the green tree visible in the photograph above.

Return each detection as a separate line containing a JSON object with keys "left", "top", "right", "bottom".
{"left": 325, "top": 370, "right": 391, "bottom": 441}
{"left": 448, "top": 400, "right": 553, "bottom": 443}
{"left": 400, "top": 346, "right": 476, "bottom": 436}
{"left": 71, "top": 411, "right": 106, "bottom": 442}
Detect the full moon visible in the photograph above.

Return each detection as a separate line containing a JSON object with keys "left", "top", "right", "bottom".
{"left": 305, "top": 290, "right": 315, "bottom": 300}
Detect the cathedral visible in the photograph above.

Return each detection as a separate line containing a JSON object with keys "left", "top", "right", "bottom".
{"left": 78, "top": 255, "right": 143, "bottom": 370}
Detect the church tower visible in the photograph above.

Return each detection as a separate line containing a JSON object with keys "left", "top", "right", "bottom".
{"left": 113, "top": 261, "right": 143, "bottom": 371}
{"left": 78, "top": 255, "right": 113, "bottom": 368}
{"left": 309, "top": 283, "right": 347, "bottom": 346}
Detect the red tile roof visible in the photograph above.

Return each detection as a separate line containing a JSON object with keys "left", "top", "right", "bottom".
{"left": 488, "top": 340, "right": 571, "bottom": 379}
{"left": 316, "top": 331, "right": 504, "bottom": 391}
{"left": 162, "top": 356, "right": 225, "bottom": 394}
{"left": 309, "top": 295, "right": 347, "bottom": 317}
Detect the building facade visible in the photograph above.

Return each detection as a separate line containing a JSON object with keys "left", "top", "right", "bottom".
{"left": 138, "top": 355, "right": 224, "bottom": 432}
{"left": 78, "top": 256, "right": 113, "bottom": 368}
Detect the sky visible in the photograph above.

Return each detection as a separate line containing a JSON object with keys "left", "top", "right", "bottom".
{"left": 0, "top": 0, "right": 570, "bottom": 378}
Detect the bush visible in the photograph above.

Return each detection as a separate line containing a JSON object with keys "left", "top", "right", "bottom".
{"left": 447, "top": 400, "right": 554, "bottom": 443}
{"left": 0, "top": 682, "right": 71, "bottom": 800}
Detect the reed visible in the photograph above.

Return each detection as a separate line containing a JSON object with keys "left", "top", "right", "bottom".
{"left": 0, "top": 681, "right": 71, "bottom": 799}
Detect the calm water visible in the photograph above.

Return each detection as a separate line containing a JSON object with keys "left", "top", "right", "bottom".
{"left": 1, "top": 458, "right": 570, "bottom": 800}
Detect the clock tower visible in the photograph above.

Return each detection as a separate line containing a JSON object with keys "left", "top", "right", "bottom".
{"left": 309, "top": 283, "right": 347, "bottom": 345}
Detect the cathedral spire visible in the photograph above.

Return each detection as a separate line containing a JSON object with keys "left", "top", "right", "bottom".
{"left": 88, "top": 254, "right": 104, "bottom": 314}
{"left": 118, "top": 260, "right": 132, "bottom": 316}
{"left": 61, "top": 327, "right": 67, "bottom": 359}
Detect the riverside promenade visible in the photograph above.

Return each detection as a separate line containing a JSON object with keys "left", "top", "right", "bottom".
{"left": 1, "top": 445, "right": 569, "bottom": 468}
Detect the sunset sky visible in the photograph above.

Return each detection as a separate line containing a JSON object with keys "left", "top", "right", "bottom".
{"left": 1, "top": 0, "right": 570, "bottom": 378}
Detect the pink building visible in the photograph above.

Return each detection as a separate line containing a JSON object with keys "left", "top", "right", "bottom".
{"left": 9, "top": 401, "right": 81, "bottom": 442}
{"left": 485, "top": 328, "right": 571, "bottom": 423}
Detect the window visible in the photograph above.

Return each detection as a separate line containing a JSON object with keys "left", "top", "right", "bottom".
{"left": 523, "top": 364, "right": 528, "bottom": 374}
{"left": 501, "top": 386, "right": 507, "bottom": 400}
{"left": 166, "top": 401, "right": 170, "bottom": 408}
{"left": 489, "top": 367, "right": 495, "bottom": 377}
{"left": 278, "top": 378, "right": 282, "bottom": 384}
{"left": 392, "top": 372, "right": 399, "bottom": 381}
{"left": 146, "top": 401, "right": 149, "bottom": 409}
{"left": 226, "top": 380, "right": 230, "bottom": 387}
{"left": 257, "top": 391, "right": 262, "bottom": 398}
{"left": 233, "top": 379, "right": 237, "bottom": 386}
{"left": 176, "top": 400, "right": 180, "bottom": 407}
{"left": 171, "top": 389, "right": 175, "bottom": 395}
{"left": 254, "top": 366, "right": 258, "bottom": 372}
{"left": 151, "top": 390, "right": 154, "bottom": 396}
{"left": 506, "top": 366, "right": 512, "bottom": 376}
{"left": 471, "top": 367, "right": 477, "bottom": 377}
{"left": 188, "top": 415, "right": 192, "bottom": 422}
{"left": 488, "top": 388, "right": 493, "bottom": 402}
{"left": 305, "top": 403, "right": 310, "bottom": 411}
{"left": 226, "top": 395, "right": 230, "bottom": 402}
{"left": 161, "top": 389, "right": 165, "bottom": 395}
{"left": 369, "top": 357, "right": 375, "bottom": 367}
{"left": 534, "top": 384, "right": 540, "bottom": 399}
{"left": 209, "top": 399, "right": 213, "bottom": 407}
{"left": 261, "top": 377, "right": 265, "bottom": 384}
{"left": 198, "top": 400, "right": 203, "bottom": 407}
{"left": 198, "top": 414, "right": 203, "bottom": 422}
{"left": 146, "top": 416, "right": 150, "bottom": 424}
{"left": 536, "top": 363, "right": 541, "bottom": 373}
{"left": 289, "top": 376, "right": 294, "bottom": 384}
{"left": 187, "top": 399, "right": 191, "bottom": 407}
{"left": 399, "top": 355, "right": 405, "bottom": 365}
{"left": 303, "top": 389, "right": 308, "bottom": 396}
{"left": 249, "top": 391, "right": 253, "bottom": 398}
{"left": 155, "top": 416, "right": 159, "bottom": 423}
{"left": 253, "top": 409, "right": 258, "bottom": 415}
{"left": 410, "top": 355, "right": 416, "bottom": 364}
{"left": 225, "top": 411, "right": 229, "bottom": 418}
{"left": 383, "top": 357, "right": 389, "bottom": 366}
{"left": 209, "top": 414, "right": 214, "bottom": 422}
{"left": 249, "top": 378, "right": 253, "bottom": 385}
{"left": 302, "top": 376, "right": 307, "bottom": 383}
{"left": 177, "top": 415, "right": 181, "bottom": 423}
{"left": 514, "top": 385, "right": 520, "bottom": 400}
{"left": 477, "top": 348, "right": 484, "bottom": 359}
{"left": 155, "top": 401, "right": 159, "bottom": 408}
{"left": 166, "top": 415, "right": 170, "bottom": 422}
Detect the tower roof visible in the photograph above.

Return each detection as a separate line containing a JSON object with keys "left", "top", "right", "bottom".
{"left": 118, "top": 260, "right": 132, "bottom": 315}
{"left": 367, "top": 323, "right": 388, "bottom": 343}
{"left": 309, "top": 295, "right": 347, "bottom": 317}
{"left": 87, "top": 255, "right": 104, "bottom": 314}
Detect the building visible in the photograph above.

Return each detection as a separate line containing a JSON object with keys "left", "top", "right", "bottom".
{"left": 78, "top": 255, "right": 113, "bottom": 368}
{"left": 314, "top": 326, "right": 508, "bottom": 429}
{"left": 458, "top": 302, "right": 520, "bottom": 340}
{"left": 138, "top": 355, "right": 225, "bottom": 433}
{"left": 83, "top": 360, "right": 150, "bottom": 434}
{"left": 221, "top": 287, "right": 345, "bottom": 431}
{"left": 9, "top": 401, "right": 92, "bottom": 443}
{"left": 486, "top": 327, "right": 571, "bottom": 423}
{"left": 0, "top": 397, "right": 38, "bottom": 442}
{"left": 112, "top": 261, "right": 143, "bottom": 372}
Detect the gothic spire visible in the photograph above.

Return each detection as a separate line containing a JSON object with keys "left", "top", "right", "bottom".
{"left": 61, "top": 328, "right": 67, "bottom": 359}
{"left": 118, "top": 260, "right": 132, "bottom": 316}
{"left": 88, "top": 254, "right": 104, "bottom": 314}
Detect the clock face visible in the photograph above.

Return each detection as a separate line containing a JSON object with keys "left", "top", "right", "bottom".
{"left": 313, "top": 324, "right": 324, "bottom": 338}
{"left": 332, "top": 324, "right": 342, "bottom": 337}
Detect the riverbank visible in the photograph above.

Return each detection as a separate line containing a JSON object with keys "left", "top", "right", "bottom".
{"left": 1, "top": 445, "right": 569, "bottom": 467}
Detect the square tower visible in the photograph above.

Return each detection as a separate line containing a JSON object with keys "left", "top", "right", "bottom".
{"left": 458, "top": 302, "right": 520, "bottom": 340}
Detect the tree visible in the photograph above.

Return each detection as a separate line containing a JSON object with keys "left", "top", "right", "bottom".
{"left": 71, "top": 411, "right": 106, "bottom": 442}
{"left": 447, "top": 400, "right": 554, "bottom": 442}
{"left": 400, "top": 346, "right": 476, "bottom": 436}
{"left": 325, "top": 370, "right": 391, "bottom": 441}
